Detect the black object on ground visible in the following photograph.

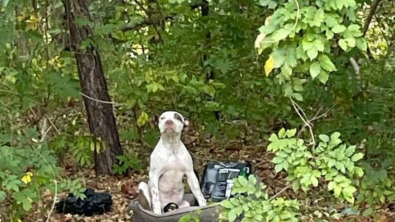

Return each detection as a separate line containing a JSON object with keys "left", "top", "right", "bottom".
{"left": 55, "top": 188, "right": 112, "bottom": 216}
{"left": 200, "top": 161, "right": 252, "bottom": 202}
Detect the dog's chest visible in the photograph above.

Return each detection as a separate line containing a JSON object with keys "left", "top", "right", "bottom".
{"left": 158, "top": 154, "right": 187, "bottom": 190}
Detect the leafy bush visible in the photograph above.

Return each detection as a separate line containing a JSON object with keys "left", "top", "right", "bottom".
{"left": 221, "top": 175, "right": 299, "bottom": 222}
{"left": 0, "top": 129, "right": 85, "bottom": 220}
{"left": 112, "top": 152, "right": 142, "bottom": 174}
{"left": 256, "top": 0, "right": 367, "bottom": 101}
{"left": 356, "top": 162, "right": 395, "bottom": 216}
{"left": 268, "top": 129, "right": 364, "bottom": 203}
{"left": 220, "top": 128, "right": 364, "bottom": 221}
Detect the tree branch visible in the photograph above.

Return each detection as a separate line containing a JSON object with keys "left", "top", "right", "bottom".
{"left": 119, "top": 2, "right": 203, "bottom": 32}
{"left": 362, "top": 0, "right": 382, "bottom": 36}
{"left": 120, "top": 14, "right": 176, "bottom": 32}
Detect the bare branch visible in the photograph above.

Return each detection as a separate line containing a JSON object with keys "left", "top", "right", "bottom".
{"left": 290, "top": 99, "right": 316, "bottom": 145}
{"left": 363, "top": 0, "right": 382, "bottom": 36}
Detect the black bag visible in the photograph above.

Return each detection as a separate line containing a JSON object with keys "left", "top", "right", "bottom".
{"left": 200, "top": 161, "right": 252, "bottom": 202}
{"left": 55, "top": 188, "right": 112, "bottom": 216}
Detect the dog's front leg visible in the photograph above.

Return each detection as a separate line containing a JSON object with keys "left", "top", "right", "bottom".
{"left": 149, "top": 167, "right": 162, "bottom": 214}
{"left": 186, "top": 169, "right": 207, "bottom": 207}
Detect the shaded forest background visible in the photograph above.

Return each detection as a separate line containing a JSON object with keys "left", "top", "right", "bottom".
{"left": 0, "top": 0, "right": 395, "bottom": 221}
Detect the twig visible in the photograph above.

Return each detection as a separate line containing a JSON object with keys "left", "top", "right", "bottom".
{"left": 290, "top": 99, "right": 315, "bottom": 145}
{"left": 46, "top": 116, "right": 60, "bottom": 134}
{"left": 79, "top": 92, "right": 125, "bottom": 106}
{"left": 296, "top": 105, "right": 335, "bottom": 138}
{"left": 269, "top": 184, "right": 292, "bottom": 201}
{"left": 46, "top": 179, "right": 57, "bottom": 222}
{"left": 40, "top": 125, "right": 53, "bottom": 142}
{"left": 30, "top": 144, "right": 58, "bottom": 222}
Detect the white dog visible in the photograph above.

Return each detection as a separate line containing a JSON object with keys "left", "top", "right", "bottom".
{"left": 138, "top": 111, "right": 207, "bottom": 214}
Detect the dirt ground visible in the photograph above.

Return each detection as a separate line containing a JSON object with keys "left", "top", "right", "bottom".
{"left": 26, "top": 137, "right": 395, "bottom": 222}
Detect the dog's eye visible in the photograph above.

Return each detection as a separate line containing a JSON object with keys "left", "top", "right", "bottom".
{"left": 160, "top": 117, "right": 165, "bottom": 120}
{"left": 174, "top": 113, "right": 183, "bottom": 123}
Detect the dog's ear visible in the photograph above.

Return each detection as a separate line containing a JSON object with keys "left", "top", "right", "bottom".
{"left": 150, "top": 115, "right": 159, "bottom": 127}
{"left": 182, "top": 119, "right": 190, "bottom": 133}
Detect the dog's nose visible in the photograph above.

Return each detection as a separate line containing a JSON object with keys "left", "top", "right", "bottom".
{"left": 165, "top": 119, "right": 174, "bottom": 125}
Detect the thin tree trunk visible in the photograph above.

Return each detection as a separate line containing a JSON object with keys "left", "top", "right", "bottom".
{"left": 200, "top": 0, "right": 221, "bottom": 121}
{"left": 64, "top": 0, "right": 123, "bottom": 174}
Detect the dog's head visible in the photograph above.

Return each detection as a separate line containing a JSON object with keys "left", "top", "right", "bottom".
{"left": 158, "top": 111, "right": 189, "bottom": 135}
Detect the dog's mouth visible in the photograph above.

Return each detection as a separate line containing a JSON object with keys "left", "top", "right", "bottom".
{"left": 163, "top": 126, "right": 176, "bottom": 133}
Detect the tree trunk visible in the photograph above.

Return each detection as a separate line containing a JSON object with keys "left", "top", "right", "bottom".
{"left": 64, "top": 0, "right": 123, "bottom": 174}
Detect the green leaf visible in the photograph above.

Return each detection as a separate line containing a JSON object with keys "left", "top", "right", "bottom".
{"left": 331, "top": 132, "right": 341, "bottom": 140}
{"left": 312, "top": 9, "right": 325, "bottom": 27}
{"left": 0, "top": 191, "right": 6, "bottom": 202}
{"left": 339, "top": 39, "right": 348, "bottom": 51}
{"left": 302, "top": 40, "right": 314, "bottom": 51}
{"left": 292, "top": 181, "right": 300, "bottom": 191}
{"left": 268, "top": 134, "right": 278, "bottom": 142}
{"left": 228, "top": 208, "right": 238, "bottom": 222}
{"left": 221, "top": 200, "right": 234, "bottom": 209}
{"left": 345, "top": 37, "right": 356, "bottom": 48}
{"left": 286, "top": 129, "right": 297, "bottom": 137}
{"left": 272, "top": 157, "right": 284, "bottom": 164}
{"left": 362, "top": 208, "right": 374, "bottom": 216}
{"left": 272, "top": 50, "right": 287, "bottom": 68}
{"left": 332, "top": 25, "right": 346, "bottom": 33}
{"left": 293, "top": 93, "right": 303, "bottom": 101}
{"left": 326, "top": 30, "right": 334, "bottom": 40}
{"left": 2, "top": 0, "right": 10, "bottom": 7}
{"left": 356, "top": 38, "right": 367, "bottom": 51}
{"left": 313, "top": 39, "right": 325, "bottom": 52}
{"left": 318, "top": 54, "right": 337, "bottom": 72}
{"left": 345, "top": 145, "right": 356, "bottom": 157}
{"left": 348, "top": 24, "right": 363, "bottom": 37}
{"left": 334, "top": 185, "right": 342, "bottom": 197}
{"left": 351, "top": 153, "right": 364, "bottom": 162}
{"left": 274, "top": 164, "right": 284, "bottom": 173}
{"left": 238, "top": 176, "right": 248, "bottom": 187}
{"left": 318, "top": 70, "right": 329, "bottom": 84}
{"left": 319, "top": 134, "right": 330, "bottom": 142}
{"left": 355, "top": 167, "right": 364, "bottom": 177}
{"left": 307, "top": 47, "right": 318, "bottom": 60}
{"left": 328, "top": 181, "right": 336, "bottom": 191}
{"left": 311, "top": 176, "right": 319, "bottom": 187}
{"left": 22, "top": 199, "right": 32, "bottom": 211}
{"left": 343, "top": 186, "right": 357, "bottom": 195}
{"left": 272, "top": 29, "right": 289, "bottom": 41}
{"left": 281, "top": 65, "right": 292, "bottom": 77}
{"left": 309, "top": 62, "right": 321, "bottom": 79}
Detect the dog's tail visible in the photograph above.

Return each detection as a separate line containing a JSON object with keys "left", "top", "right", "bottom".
{"left": 138, "top": 181, "right": 152, "bottom": 211}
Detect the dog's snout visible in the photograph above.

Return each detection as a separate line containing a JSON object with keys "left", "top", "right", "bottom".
{"left": 165, "top": 119, "right": 174, "bottom": 125}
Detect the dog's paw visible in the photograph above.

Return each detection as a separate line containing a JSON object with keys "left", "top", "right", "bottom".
{"left": 153, "top": 207, "right": 162, "bottom": 215}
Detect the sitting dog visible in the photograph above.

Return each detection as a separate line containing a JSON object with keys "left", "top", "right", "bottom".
{"left": 137, "top": 111, "right": 207, "bottom": 214}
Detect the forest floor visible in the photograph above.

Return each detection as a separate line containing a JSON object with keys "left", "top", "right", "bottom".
{"left": 28, "top": 135, "right": 395, "bottom": 222}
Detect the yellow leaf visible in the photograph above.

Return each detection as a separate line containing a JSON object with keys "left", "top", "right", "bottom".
{"left": 26, "top": 15, "right": 39, "bottom": 30}
{"left": 137, "top": 111, "right": 149, "bottom": 127}
{"left": 265, "top": 55, "right": 275, "bottom": 76}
